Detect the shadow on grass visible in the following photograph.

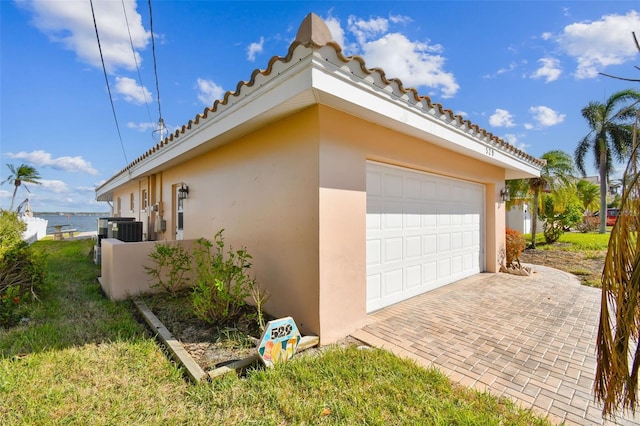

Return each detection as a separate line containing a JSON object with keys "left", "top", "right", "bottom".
{"left": 0, "top": 239, "right": 148, "bottom": 357}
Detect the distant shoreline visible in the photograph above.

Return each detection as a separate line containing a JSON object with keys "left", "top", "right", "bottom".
{"left": 35, "top": 212, "right": 110, "bottom": 216}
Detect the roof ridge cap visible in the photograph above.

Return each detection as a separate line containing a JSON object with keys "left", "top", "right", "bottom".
{"left": 295, "top": 13, "right": 334, "bottom": 47}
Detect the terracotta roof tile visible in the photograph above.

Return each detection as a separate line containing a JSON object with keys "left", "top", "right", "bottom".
{"left": 106, "top": 13, "right": 543, "bottom": 184}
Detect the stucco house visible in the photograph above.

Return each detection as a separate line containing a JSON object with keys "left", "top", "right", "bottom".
{"left": 96, "top": 13, "right": 543, "bottom": 344}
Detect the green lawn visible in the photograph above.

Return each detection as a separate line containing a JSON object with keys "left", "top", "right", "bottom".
{"left": 0, "top": 240, "right": 551, "bottom": 425}
{"left": 527, "top": 230, "right": 611, "bottom": 252}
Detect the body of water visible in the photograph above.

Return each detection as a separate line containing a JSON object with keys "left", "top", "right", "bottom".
{"left": 35, "top": 214, "right": 110, "bottom": 234}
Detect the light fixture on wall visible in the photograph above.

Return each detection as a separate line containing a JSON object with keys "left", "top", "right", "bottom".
{"left": 500, "top": 187, "right": 510, "bottom": 202}
{"left": 178, "top": 183, "right": 189, "bottom": 200}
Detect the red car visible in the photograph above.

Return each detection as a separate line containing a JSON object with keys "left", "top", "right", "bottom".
{"left": 594, "top": 208, "right": 619, "bottom": 226}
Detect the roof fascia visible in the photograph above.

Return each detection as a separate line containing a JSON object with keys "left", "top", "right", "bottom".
{"left": 308, "top": 48, "right": 541, "bottom": 179}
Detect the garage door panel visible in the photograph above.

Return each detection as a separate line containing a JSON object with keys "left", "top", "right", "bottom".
{"left": 367, "top": 170, "right": 382, "bottom": 196}
{"left": 438, "top": 258, "right": 451, "bottom": 278}
{"left": 383, "top": 237, "right": 403, "bottom": 263}
{"left": 423, "top": 262, "right": 437, "bottom": 282}
{"left": 422, "top": 180, "right": 437, "bottom": 199}
{"left": 366, "top": 162, "right": 484, "bottom": 313}
{"left": 422, "top": 234, "right": 437, "bottom": 255}
{"left": 405, "top": 235, "right": 422, "bottom": 258}
{"left": 405, "top": 177, "right": 422, "bottom": 200}
{"left": 367, "top": 274, "right": 381, "bottom": 301}
{"left": 384, "top": 173, "right": 404, "bottom": 198}
{"left": 384, "top": 269, "right": 403, "bottom": 294}
{"left": 405, "top": 265, "right": 421, "bottom": 289}
{"left": 367, "top": 239, "right": 381, "bottom": 266}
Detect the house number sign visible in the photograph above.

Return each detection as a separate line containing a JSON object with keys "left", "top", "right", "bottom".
{"left": 257, "top": 317, "right": 301, "bottom": 368}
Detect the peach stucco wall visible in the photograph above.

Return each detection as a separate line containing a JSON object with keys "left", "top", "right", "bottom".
{"left": 100, "top": 239, "right": 197, "bottom": 300}
{"left": 103, "top": 104, "right": 507, "bottom": 344}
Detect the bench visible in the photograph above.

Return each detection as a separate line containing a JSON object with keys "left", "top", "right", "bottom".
{"left": 52, "top": 229, "right": 78, "bottom": 240}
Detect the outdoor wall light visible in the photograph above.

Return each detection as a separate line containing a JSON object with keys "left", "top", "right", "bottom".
{"left": 500, "top": 187, "right": 510, "bottom": 202}
{"left": 178, "top": 183, "right": 189, "bottom": 200}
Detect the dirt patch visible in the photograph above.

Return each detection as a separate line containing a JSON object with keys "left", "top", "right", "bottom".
{"left": 519, "top": 248, "right": 606, "bottom": 287}
{"left": 138, "top": 293, "right": 264, "bottom": 371}
{"left": 137, "top": 292, "right": 363, "bottom": 375}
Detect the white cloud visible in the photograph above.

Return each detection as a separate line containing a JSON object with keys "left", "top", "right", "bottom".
{"left": 127, "top": 121, "right": 155, "bottom": 132}
{"left": 5, "top": 150, "right": 98, "bottom": 175}
{"left": 503, "top": 133, "right": 518, "bottom": 145}
{"left": 541, "top": 32, "right": 553, "bottom": 41}
{"left": 483, "top": 62, "right": 519, "bottom": 79}
{"left": 41, "top": 179, "right": 70, "bottom": 193}
{"left": 196, "top": 78, "right": 225, "bottom": 106}
{"left": 76, "top": 186, "right": 98, "bottom": 192}
{"left": 348, "top": 15, "right": 389, "bottom": 45}
{"left": 529, "top": 106, "right": 566, "bottom": 127}
{"left": 324, "top": 15, "right": 348, "bottom": 51}
{"left": 489, "top": 109, "right": 516, "bottom": 128}
{"left": 324, "top": 14, "right": 458, "bottom": 98}
{"left": 389, "top": 14, "right": 412, "bottom": 25}
{"left": 115, "top": 76, "right": 151, "bottom": 104}
{"left": 18, "top": 0, "right": 149, "bottom": 73}
{"left": 531, "top": 57, "right": 562, "bottom": 82}
{"left": 247, "top": 36, "right": 264, "bottom": 62}
{"left": 524, "top": 123, "right": 534, "bottom": 130}
{"left": 557, "top": 10, "right": 640, "bottom": 79}
{"left": 361, "top": 33, "right": 458, "bottom": 98}
{"left": 503, "top": 133, "right": 529, "bottom": 152}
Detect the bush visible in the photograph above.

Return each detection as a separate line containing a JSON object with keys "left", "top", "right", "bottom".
{"left": 145, "top": 242, "right": 192, "bottom": 296}
{"left": 191, "top": 230, "right": 263, "bottom": 327}
{"left": 577, "top": 216, "right": 599, "bottom": 233}
{"left": 0, "top": 211, "right": 47, "bottom": 327}
{"left": 505, "top": 227, "right": 525, "bottom": 267}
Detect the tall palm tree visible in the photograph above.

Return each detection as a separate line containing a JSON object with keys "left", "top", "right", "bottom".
{"left": 575, "top": 89, "right": 640, "bottom": 233}
{"left": 1, "top": 163, "right": 42, "bottom": 211}
{"left": 527, "top": 150, "right": 575, "bottom": 248}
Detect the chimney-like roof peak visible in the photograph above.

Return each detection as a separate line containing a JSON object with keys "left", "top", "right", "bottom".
{"left": 295, "top": 13, "right": 334, "bottom": 47}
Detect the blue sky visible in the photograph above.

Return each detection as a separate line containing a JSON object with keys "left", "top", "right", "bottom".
{"left": 1, "top": 1, "right": 639, "bottom": 212}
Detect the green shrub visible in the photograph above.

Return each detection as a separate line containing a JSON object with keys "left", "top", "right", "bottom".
{"left": 191, "top": 230, "right": 259, "bottom": 326}
{"left": 0, "top": 211, "right": 47, "bottom": 327}
{"left": 145, "top": 242, "right": 192, "bottom": 296}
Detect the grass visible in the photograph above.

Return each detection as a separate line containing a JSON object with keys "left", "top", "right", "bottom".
{"left": 527, "top": 230, "right": 611, "bottom": 252}
{"left": 0, "top": 239, "right": 552, "bottom": 425}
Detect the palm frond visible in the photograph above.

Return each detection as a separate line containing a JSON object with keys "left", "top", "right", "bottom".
{"left": 596, "top": 141, "right": 640, "bottom": 416}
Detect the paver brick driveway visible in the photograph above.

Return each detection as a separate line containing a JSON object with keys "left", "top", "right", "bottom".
{"left": 351, "top": 265, "right": 640, "bottom": 425}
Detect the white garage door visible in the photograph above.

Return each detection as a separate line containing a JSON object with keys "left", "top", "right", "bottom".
{"left": 366, "top": 161, "right": 484, "bottom": 312}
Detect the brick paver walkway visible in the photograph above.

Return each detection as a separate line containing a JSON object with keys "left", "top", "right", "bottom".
{"left": 351, "top": 265, "right": 640, "bottom": 425}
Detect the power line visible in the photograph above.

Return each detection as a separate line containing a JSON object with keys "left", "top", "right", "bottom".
{"left": 90, "top": 0, "right": 129, "bottom": 165}
{"left": 121, "top": 0, "right": 153, "bottom": 125}
{"left": 147, "top": 0, "right": 163, "bottom": 131}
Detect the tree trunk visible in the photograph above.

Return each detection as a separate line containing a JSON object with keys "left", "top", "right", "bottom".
{"left": 599, "top": 148, "right": 608, "bottom": 234}
{"left": 10, "top": 183, "right": 18, "bottom": 211}
{"left": 531, "top": 187, "right": 540, "bottom": 248}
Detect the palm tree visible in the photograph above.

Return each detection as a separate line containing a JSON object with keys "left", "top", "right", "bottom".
{"left": 1, "top": 163, "right": 42, "bottom": 211}
{"left": 575, "top": 89, "right": 640, "bottom": 233}
{"left": 526, "top": 150, "right": 575, "bottom": 248}
{"left": 576, "top": 179, "right": 600, "bottom": 214}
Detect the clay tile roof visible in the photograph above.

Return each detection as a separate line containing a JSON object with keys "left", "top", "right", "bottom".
{"left": 101, "top": 12, "right": 544, "bottom": 187}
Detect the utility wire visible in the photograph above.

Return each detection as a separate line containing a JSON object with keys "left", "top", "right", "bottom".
{"left": 121, "top": 0, "right": 153, "bottom": 125}
{"left": 90, "top": 0, "right": 129, "bottom": 165}
{"left": 148, "top": 0, "right": 164, "bottom": 133}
